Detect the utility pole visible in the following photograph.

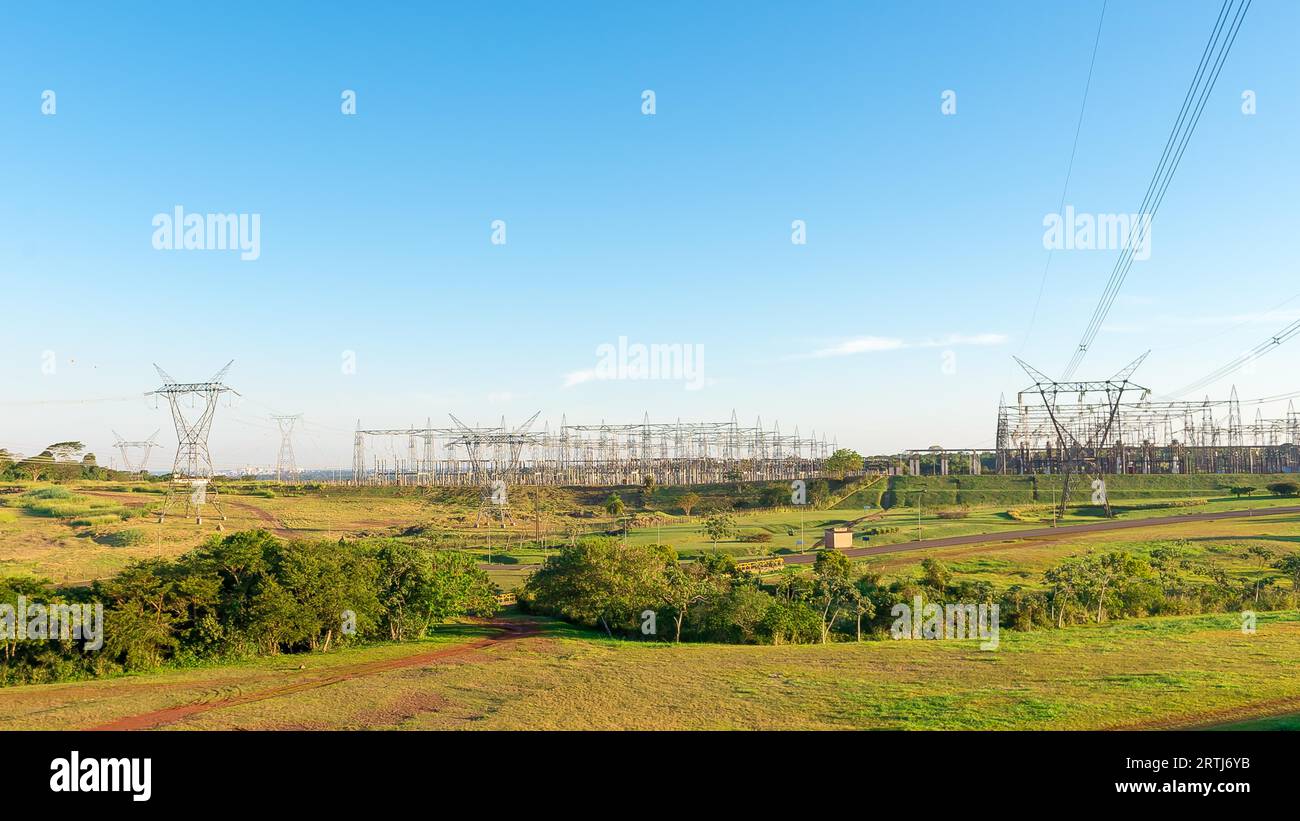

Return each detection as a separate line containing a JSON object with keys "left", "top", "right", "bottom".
{"left": 912, "top": 489, "right": 925, "bottom": 541}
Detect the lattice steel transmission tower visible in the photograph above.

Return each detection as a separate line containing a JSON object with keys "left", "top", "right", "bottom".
{"left": 111, "top": 429, "right": 160, "bottom": 476}
{"left": 1014, "top": 352, "right": 1150, "bottom": 519}
{"left": 148, "top": 361, "right": 238, "bottom": 522}
{"left": 447, "top": 411, "right": 543, "bottom": 527}
{"left": 272, "top": 414, "right": 302, "bottom": 483}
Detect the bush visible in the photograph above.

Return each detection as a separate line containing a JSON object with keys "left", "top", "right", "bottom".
{"left": 1267, "top": 481, "right": 1300, "bottom": 497}
{"left": 737, "top": 532, "right": 773, "bottom": 543}
{"left": 935, "top": 507, "right": 970, "bottom": 520}
{"left": 23, "top": 487, "right": 77, "bottom": 500}
{"left": 101, "top": 528, "right": 148, "bottom": 547}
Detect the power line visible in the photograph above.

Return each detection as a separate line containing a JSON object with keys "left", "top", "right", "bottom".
{"left": 1164, "top": 316, "right": 1300, "bottom": 399}
{"left": 1018, "top": 0, "right": 1108, "bottom": 356}
{"left": 1061, "top": 0, "right": 1251, "bottom": 379}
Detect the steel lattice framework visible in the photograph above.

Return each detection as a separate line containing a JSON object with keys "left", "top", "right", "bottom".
{"left": 149, "top": 361, "right": 238, "bottom": 478}
{"left": 351, "top": 411, "right": 833, "bottom": 489}
{"left": 148, "top": 362, "right": 237, "bottom": 523}
{"left": 111, "top": 429, "right": 160, "bottom": 475}
{"left": 272, "top": 414, "right": 302, "bottom": 483}
{"left": 1011, "top": 353, "right": 1151, "bottom": 516}
{"left": 992, "top": 356, "right": 1300, "bottom": 484}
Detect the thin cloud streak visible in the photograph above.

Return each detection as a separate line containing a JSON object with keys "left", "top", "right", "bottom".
{"left": 791, "top": 332, "right": 1008, "bottom": 360}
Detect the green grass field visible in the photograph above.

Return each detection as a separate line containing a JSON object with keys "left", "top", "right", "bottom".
{"left": 1, "top": 611, "right": 1295, "bottom": 730}
{"left": 3, "top": 476, "right": 1298, "bottom": 731}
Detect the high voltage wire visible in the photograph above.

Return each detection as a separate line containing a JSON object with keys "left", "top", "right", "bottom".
{"left": 1164, "top": 317, "right": 1300, "bottom": 399}
{"left": 1018, "top": 0, "right": 1108, "bottom": 357}
{"left": 0, "top": 394, "right": 148, "bottom": 406}
{"left": 1061, "top": 0, "right": 1251, "bottom": 379}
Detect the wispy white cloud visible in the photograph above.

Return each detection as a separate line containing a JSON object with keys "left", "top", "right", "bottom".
{"left": 805, "top": 336, "right": 906, "bottom": 358}
{"left": 562, "top": 369, "right": 598, "bottom": 388}
{"left": 792, "top": 332, "right": 1007, "bottom": 360}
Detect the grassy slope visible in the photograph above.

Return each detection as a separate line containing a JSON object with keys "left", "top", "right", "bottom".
{"left": 1, "top": 612, "right": 1296, "bottom": 731}
{"left": 5, "top": 479, "right": 1300, "bottom": 594}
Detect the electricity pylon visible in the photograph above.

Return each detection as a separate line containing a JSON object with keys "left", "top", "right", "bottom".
{"left": 272, "top": 414, "right": 302, "bottom": 483}
{"left": 447, "top": 411, "right": 542, "bottom": 527}
{"left": 148, "top": 361, "right": 238, "bottom": 523}
{"left": 1014, "top": 352, "right": 1149, "bottom": 519}
{"left": 111, "top": 429, "right": 160, "bottom": 476}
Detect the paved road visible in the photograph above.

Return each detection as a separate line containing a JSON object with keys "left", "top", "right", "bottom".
{"left": 779, "top": 504, "right": 1300, "bottom": 565}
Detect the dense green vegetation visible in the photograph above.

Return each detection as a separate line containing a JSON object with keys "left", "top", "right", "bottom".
{"left": 7, "top": 486, "right": 145, "bottom": 524}
{"left": 0, "top": 444, "right": 135, "bottom": 483}
{"left": 522, "top": 536, "right": 1300, "bottom": 645}
{"left": 0, "top": 530, "right": 498, "bottom": 685}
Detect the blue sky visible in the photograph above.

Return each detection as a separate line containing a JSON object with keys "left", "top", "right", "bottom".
{"left": 1, "top": 1, "right": 1296, "bottom": 470}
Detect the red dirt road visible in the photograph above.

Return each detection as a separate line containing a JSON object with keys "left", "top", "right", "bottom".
{"left": 86, "top": 621, "right": 538, "bottom": 731}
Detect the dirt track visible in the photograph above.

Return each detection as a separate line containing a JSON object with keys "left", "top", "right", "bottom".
{"left": 87, "top": 621, "right": 538, "bottom": 731}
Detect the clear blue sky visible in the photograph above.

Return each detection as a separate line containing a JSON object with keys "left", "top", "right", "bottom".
{"left": 1, "top": 1, "right": 1296, "bottom": 470}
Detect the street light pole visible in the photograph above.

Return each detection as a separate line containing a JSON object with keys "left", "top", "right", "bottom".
{"left": 913, "top": 489, "right": 925, "bottom": 542}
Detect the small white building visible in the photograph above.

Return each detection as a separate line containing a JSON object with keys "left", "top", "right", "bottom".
{"left": 823, "top": 528, "right": 853, "bottom": 549}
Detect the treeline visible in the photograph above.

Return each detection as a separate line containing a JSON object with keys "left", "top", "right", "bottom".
{"left": 0, "top": 530, "right": 498, "bottom": 685}
{"left": 522, "top": 537, "right": 1300, "bottom": 644}
{"left": 0, "top": 443, "right": 135, "bottom": 483}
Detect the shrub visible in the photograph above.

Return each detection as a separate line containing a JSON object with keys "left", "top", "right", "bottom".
{"left": 738, "top": 532, "right": 773, "bottom": 543}
{"left": 1267, "top": 481, "right": 1300, "bottom": 497}
{"left": 101, "top": 528, "right": 148, "bottom": 547}
{"left": 24, "top": 487, "right": 77, "bottom": 500}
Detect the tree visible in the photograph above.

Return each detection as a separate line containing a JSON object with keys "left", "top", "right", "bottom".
{"left": 689, "top": 583, "right": 771, "bottom": 644}
{"left": 679, "top": 492, "right": 701, "bottom": 516}
{"left": 1273, "top": 554, "right": 1300, "bottom": 606}
{"left": 640, "top": 475, "right": 658, "bottom": 509}
{"left": 373, "top": 541, "right": 438, "bottom": 641}
{"left": 102, "top": 600, "right": 179, "bottom": 670}
{"left": 723, "top": 467, "right": 744, "bottom": 491}
{"left": 1073, "top": 551, "right": 1149, "bottom": 623}
{"left": 662, "top": 556, "right": 722, "bottom": 643}
{"left": 808, "top": 479, "right": 831, "bottom": 508}
{"left": 1229, "top": 485, "right": 1256, "bottom": 499}
{"left": 428, "top": 549, "right": 500, "bottom": 621}
{"left": 1245, "top": 545, "right": 1275, "bottom": 568}
{"left": 919, "top": 558, "right": 951, "bottom": 596}
{"left": 759, "top": 484, "right": 788, "bottom": 508}
{"left": 367, "top": 541, "right": 497, "bottom": 641}
{"left": 824, "top": 448, "right": 864, "bottom": 479}
{"left": 811, "top": 550, "right": 854, "bottom": 643}
{"left": 1267, "top": 481, "right": 1300, "bottom": 497}
{"left": 276, "top": 540, "right": 381, "bottom": 651}
{"left": 761, "top": 595, "right": 821, "bottom": 645}
{"left": 702, "top": 512, "right": 736, "bottom": 548}
{"left": 847, "top": 585, "right": 875, "bottom": 641}
{"left": 1043, "top": 562, "right": 1083, "bottom": 628}
{"left": 604, "top": 492, "right": 626, "bottom": 517}
{"left": 524, "top": 538, "right": 668, "bottom": 636}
